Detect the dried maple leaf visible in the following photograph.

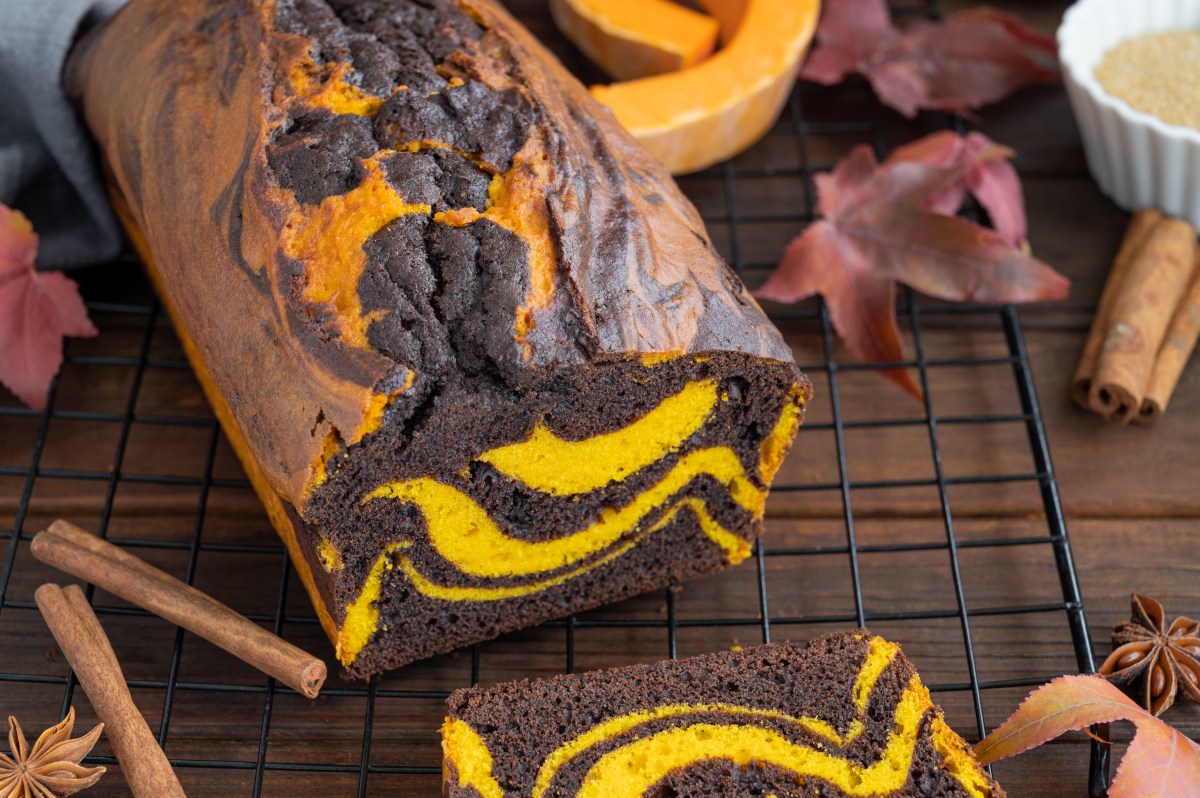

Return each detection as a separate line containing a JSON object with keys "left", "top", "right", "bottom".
{"left": 801, "top": 0, "right": 1059, "bottom": 118}
{"left": 0, "top": 707, "right": 105, "bottom": 797}
{"left": 977, "top": 674, "right": 1200, "bottom": 798}
{"left": 889, "top": 130, "right": 1027, "bottom": 247}
{"left": 795, "top": 0, "right": 893, "bottom": 85}
{"left": 0, "top": 206, "right": 97, "bottom": 410}
{"left": 755, "top": 136, "right": 1068, "bottom": 397}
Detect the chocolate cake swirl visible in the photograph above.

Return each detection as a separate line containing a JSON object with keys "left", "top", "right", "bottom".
{"left": 443, "top": 632, "right": 1006, "bottom": 797}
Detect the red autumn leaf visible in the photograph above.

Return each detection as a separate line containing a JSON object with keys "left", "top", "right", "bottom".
{"left": 0, "top": 206, "right": 97, "bottom": 410}
{"left": 889, "top": 130, "right": 1027, "bottom": 247}
{"left": 977, "top": 674, "right": 1200, "bottom": 798}
{"left": 801, "top": 2, "right": 1059, "bottom": 118}
{"left": 866, "top": 10, "right": 1059, "bottom": 118}
{"left": 797, "top": 0, "right": 894, "bottom": 84}
{"left": 755, "top": 139, "right": 1068, "bottom": 398}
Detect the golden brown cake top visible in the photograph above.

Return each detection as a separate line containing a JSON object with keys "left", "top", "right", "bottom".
{"left": 67, "top": 0, "right": 793, "bottom": 505}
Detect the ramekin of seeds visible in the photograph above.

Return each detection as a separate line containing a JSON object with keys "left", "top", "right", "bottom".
{"left": 1059, "top": 0, "right": 1200, "bottom": 226}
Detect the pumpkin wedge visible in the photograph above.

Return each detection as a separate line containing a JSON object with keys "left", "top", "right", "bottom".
{"left": 549, "top": 0, "right": 720, "bottom": 81}
{"left": 590, "top": 0, "right": 820, "bottom": 175}
{"left": 696, "top": 0, "right": 751, "bottom": 45}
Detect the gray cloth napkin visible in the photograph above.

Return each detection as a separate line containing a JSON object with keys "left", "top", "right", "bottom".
{"left": 0, "top": 0, "right": 128, "bottom": 269}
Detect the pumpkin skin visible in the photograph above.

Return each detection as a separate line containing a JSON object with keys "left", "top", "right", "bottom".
{"left": 549, "top": 0, "right": 720, "bottom": 81}
{"left": 590, "top": 0, "right": 821, "bottom": 174}
{"left": 67, "top": 0, "right": 808, "bottom": 677}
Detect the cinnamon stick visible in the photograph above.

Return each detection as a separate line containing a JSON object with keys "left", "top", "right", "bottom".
{"left": 35, "top": 583, "right": 187, "bottom": 798}
{"left": 1088, "top": 217, "right": 1197, "bottom": 424}
{"left": 32, "top": 520, "right": 326, "bottom": 698}
{"left": 1071, "top": 208, "right": 1163, "bottom": 408}
{"left": 1136, "top": 250, "right": 1200, "bottom": 424}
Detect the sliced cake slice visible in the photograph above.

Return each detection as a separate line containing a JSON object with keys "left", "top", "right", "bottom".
{"left": 442, "top": 631, "right": 1005, "bottom": 797}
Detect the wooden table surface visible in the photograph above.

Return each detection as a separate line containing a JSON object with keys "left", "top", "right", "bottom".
{"left": 2, "top": 1, "right": 1198, "bottom": 796}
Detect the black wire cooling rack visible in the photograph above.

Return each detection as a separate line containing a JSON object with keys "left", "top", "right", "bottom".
{"left": 0, "top": 1, "right": 1107, "bottom": 796}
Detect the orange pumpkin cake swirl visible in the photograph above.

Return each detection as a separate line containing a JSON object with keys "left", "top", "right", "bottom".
{"left": 443, "top": 632, "right": 1005, "bottom": 798}
{"left": 67, "top": 0, "right": 809, "bottom": 676}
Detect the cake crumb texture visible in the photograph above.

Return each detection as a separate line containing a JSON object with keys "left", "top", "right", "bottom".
{"left": 442, "top": 631, "right": 1005, "bottom": 797}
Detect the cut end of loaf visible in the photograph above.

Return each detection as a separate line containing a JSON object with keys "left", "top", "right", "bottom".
{"left": 303, "top": 352, "right": 807, "bottom": 676}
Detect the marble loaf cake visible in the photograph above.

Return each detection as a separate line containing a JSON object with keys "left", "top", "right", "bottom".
{"left": 67, "top": 0, "right": 810, "bottom": 676}
{"left": 443, "top": 632, "right": 1005, "bottom": 797}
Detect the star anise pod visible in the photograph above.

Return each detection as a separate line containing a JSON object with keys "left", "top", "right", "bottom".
{"left": 1099, "top": 593, "right": 1200, "bottom": 716}
{"left": 0, "top": 708, "right": 104, "bottom": 797}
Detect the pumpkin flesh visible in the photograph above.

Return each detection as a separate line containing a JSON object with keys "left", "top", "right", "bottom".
{"left": 590, "top": 0, "right": 820, "bottom": 174}
{"left": 550, "top": 0, "right": 720, "bottom": 81}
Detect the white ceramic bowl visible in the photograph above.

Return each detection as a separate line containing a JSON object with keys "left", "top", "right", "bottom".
{"left": 1058, "top": 0, "right": 1200, "bottom": 226}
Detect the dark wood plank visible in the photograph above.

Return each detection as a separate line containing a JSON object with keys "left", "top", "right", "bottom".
{"left": 12, "top": 315, "right": 1199, "bottom": 524}
{"left": 1, "top": 516, "right": 1195, "bottom": 796}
